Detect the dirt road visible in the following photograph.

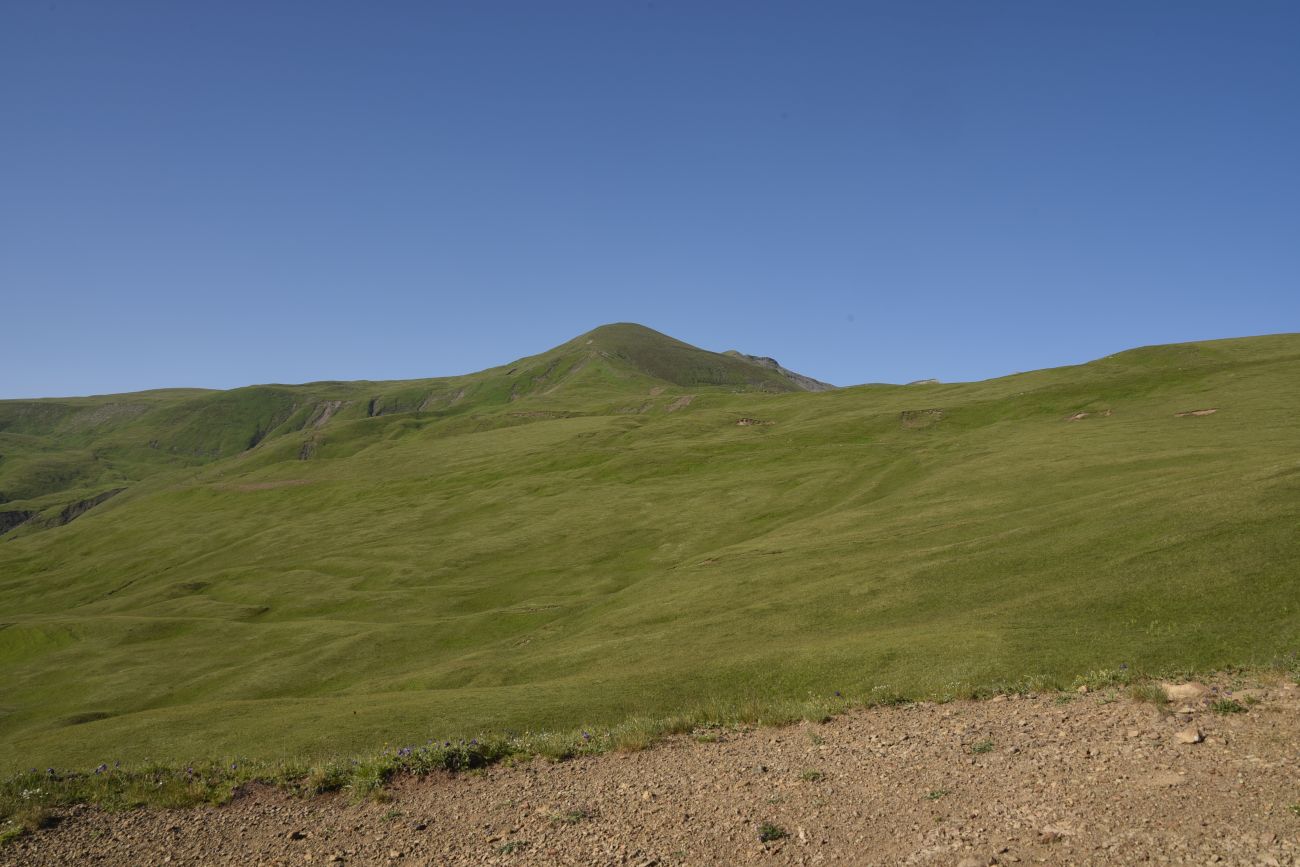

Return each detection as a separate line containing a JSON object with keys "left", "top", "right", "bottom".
{"left": 7, "top": 679, "right": 1297, "bottom": 866}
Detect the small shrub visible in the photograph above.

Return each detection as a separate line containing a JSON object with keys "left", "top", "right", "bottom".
{"left": 346, "top": 759, "right": 394, "bottom": 800}
{"left": 1071, "top": 668, "right": 1133, "bottom": 691}
{"left": 925, "top": 789, "right": 949, "bottom": 801}
{"left": 1053, "top": 694, "right": 1074, "bottom": 705}
{"left": 302, "top": 762, "right": 349, "bottom": 795}
{"left": 798, "top": 699, "right": 835, "bottom": 724}
{"left": 1127, "top": 683, "right": 1169, "bottom": 708}
{"left": 496, "top": 840, "right": 528, "bottom": 854}
{"left": 970, "top": 739, "right": 994, "bottom": 754}
{"left": 1211, "top": 698, "right": 1247, "bottom": 715}
{"left": 21, "top": 806, "right": 57, "bottom": 832}
{"left": 0, "top": 806, "right": 57, "bottom": 844}
{"left": 660, "top": 714, "right": 696, "bottom": 735}
{"left": 799, "top": 769, "right": 824, "bottom": 782}
{"left": 1288, "top": 803, "right": 1300, "bottom": 817}
{"left": 612, "top": 717, "right": 658, "bottom": 752}
{"left": 758, "top": 822, "right": 788, "bottom": 843}
{"left": 868, "top": 689, "right": 911, "bottom": 708}
{"left": 550, "top": 806, "right": 593, "bottom": 825}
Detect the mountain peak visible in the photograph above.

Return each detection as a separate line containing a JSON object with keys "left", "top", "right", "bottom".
{"left": 562, "top": 323, "right": 832, "bottom": 392}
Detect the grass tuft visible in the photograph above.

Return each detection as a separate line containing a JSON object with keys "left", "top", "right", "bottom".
{"left": 1210, "top": 698, "right": 1248, "bottom": 715}
{"left": 550, "top": 806, "right": 594, "bottom": 825}
{"left": 1126, "top": 683, "right": 1169, "bottom": 708}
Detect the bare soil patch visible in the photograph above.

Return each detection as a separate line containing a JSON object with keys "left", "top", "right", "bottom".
{"left": 7, "top": 678, "right": 1297, "bottom": 866}
{"left": 665, "top": 395, "right": 695, "bottom": 413}
{"left": 1065, "top": 409, "right": 1112, "bottom": 421}
{"left": 901, "top": 409, "right": 944, "bottom": 429}
{"left": 307, "top": 400, "right": 349, "bottom": 429}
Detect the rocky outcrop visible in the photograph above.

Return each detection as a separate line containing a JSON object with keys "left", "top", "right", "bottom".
{"left": 306, "top": 400, "right": 347, "bottom": 429}
{"left": 900, "top": 409, "right": 944, "bottom": 429}
{"left": 723, "top": 351, "right": 835, "bottom": 392}
{"left": 53, "top": 489, "right": 125, "bottom": 527}
{"left": 0, "top": 510, "right": 35, "bottom": 536}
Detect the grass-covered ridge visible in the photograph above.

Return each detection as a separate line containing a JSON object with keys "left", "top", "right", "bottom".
{"left": 0, "top": 324, "right": 811, "bottom": 518}
{"left": 0, "top": 325, "right": 1297, "bottom": 778}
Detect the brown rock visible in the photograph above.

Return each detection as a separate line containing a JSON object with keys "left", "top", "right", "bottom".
{"left": 1162, "top": 682, "right": 1209, "bottom": 703}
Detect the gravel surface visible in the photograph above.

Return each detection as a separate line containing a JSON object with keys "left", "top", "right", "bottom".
{"left": 7, "top": 679, "right": 1298, "bottom": 866}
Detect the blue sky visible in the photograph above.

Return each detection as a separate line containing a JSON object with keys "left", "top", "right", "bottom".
{"left": 3, "top": 1, "right": 1297, "bottom": 397}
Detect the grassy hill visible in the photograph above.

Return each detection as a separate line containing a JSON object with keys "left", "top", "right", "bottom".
{"left": 0, "top": 325, "right": 1297, "bottom": 773}
{"left": 0, "top": 325, "right": 817, "bottom": 521}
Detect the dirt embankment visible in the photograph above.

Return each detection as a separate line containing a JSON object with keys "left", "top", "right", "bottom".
{"left": 6, "top": 679, "right": 1298, "bottom": 866}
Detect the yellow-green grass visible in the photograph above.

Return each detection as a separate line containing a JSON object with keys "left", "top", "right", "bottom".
{"left": 1, "top": 325, "right": 1297, "bottom": 781}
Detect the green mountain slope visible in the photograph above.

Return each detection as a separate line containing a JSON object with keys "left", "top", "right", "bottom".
{"left": 0, "top": 326, "right": 1297, "bottom": 771}
{"left": 0, "top": 324, "right": 821, "bottom": 525}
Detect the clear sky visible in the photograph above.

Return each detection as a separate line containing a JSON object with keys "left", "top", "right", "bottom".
{"left": 3, "top": 1, "right": 1298, "bottom": 398}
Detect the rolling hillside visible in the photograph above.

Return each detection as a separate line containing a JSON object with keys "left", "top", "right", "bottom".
{"left": 0, "top": 324, "right": 823, "bottom": 524}
{"left": 0, "top": 324, "right": 1297, "bottom": 772}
